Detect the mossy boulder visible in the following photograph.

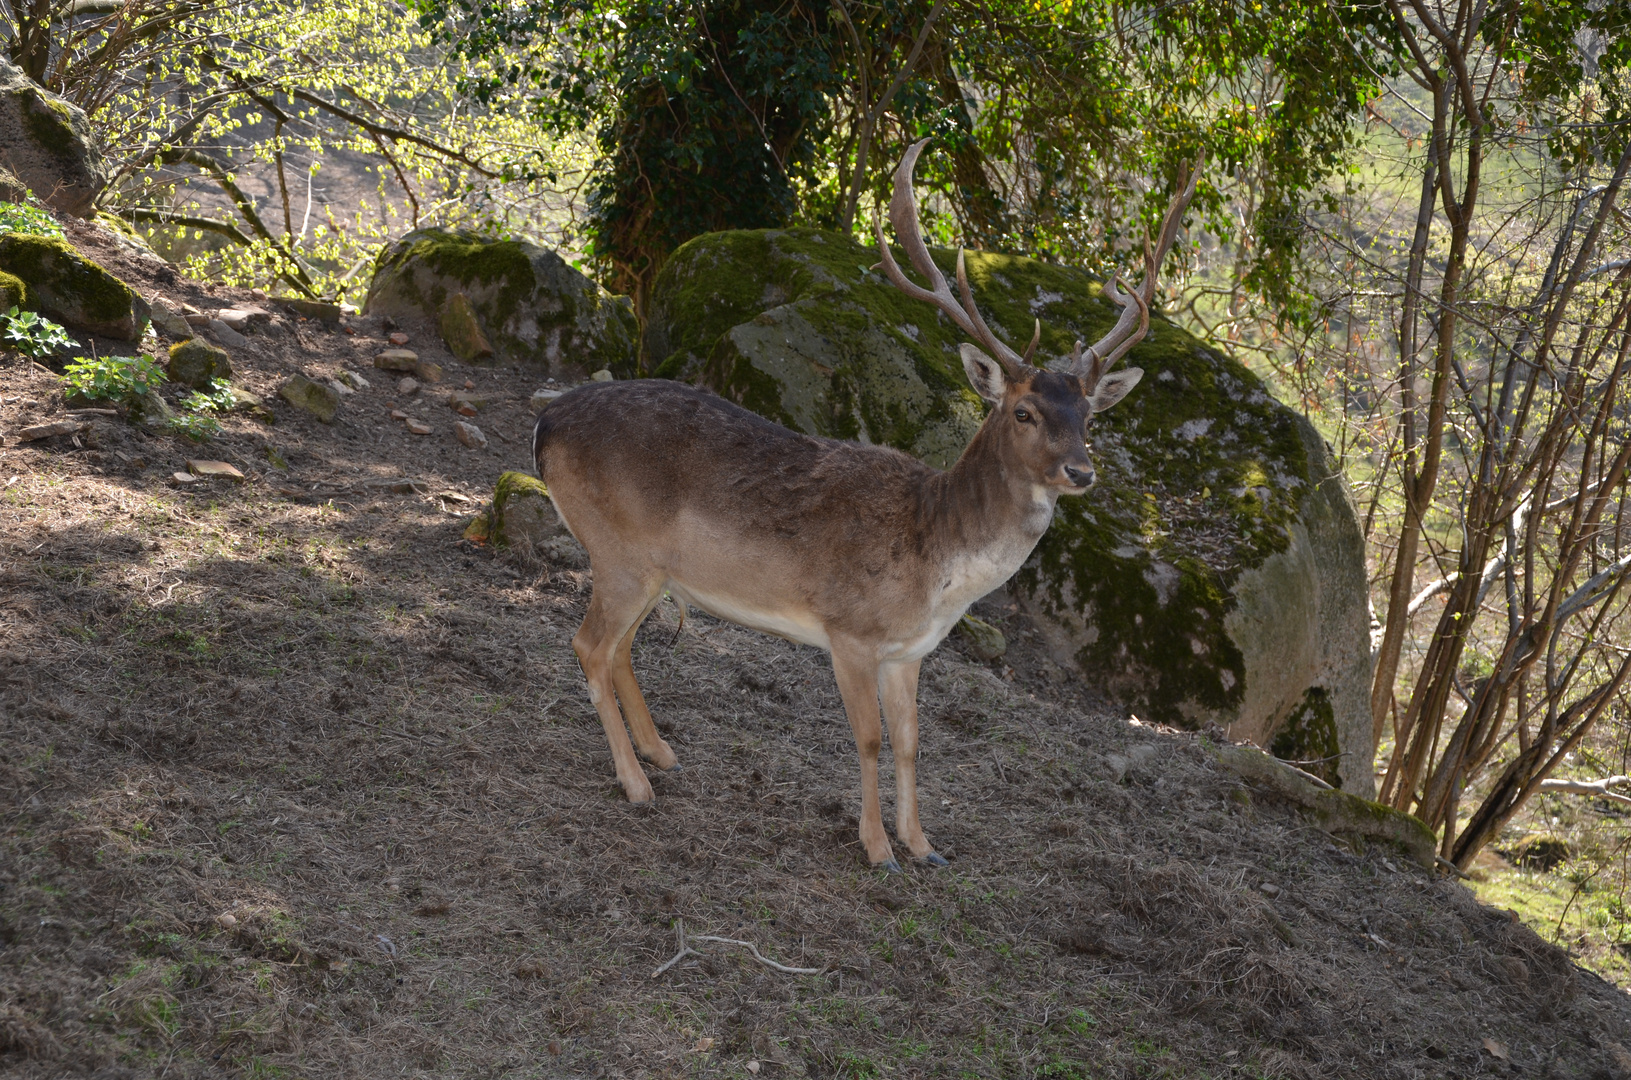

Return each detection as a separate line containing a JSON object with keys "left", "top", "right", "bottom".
{"left": 0, "top": 58, "right": 109, "bottom": 216}
{"left": 166, "top": 338, "right": 232, "bottom": 389}
{"left": 0, "top": 269, "right": 26, "bottom": 311}
{"left": 646, "top": 227, "right": 1375, "bottom": 794}
{"left": 362, "top": 228, "right": 636, "bottom": 378}
{"left": 0, "top": 232, "right": 148, "bottom": 339}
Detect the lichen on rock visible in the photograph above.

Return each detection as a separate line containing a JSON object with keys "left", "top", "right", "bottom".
{"left": 0, "top": 268, "right": 26, "bottom": 311}
{"left": 486, "top": 470, "right": 585, "bottom": 565}
{"left": 363, "top": 228, "right": 636, "bottom": 378}
{"left": 0, "top": 232, "right": 148, "bottom": 339}
{"left": 645, "top": 225, "right": 1375, "bottom": 793}
{"left": 167, "top": 338, "right": 232, "bottom": 389}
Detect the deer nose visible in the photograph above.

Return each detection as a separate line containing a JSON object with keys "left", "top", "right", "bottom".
{"left": 1063, "top": 464, "right": 1094, "bottom": 488}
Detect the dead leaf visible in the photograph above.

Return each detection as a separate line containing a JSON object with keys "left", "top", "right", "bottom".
{"left": 694, "top": 1037, "right": 715, "bottom": 1053}
{"left": 1481, "top": 1038, "right": 1509, "bottom": 1062}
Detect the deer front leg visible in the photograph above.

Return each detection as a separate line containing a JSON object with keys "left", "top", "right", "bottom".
{"left": 611, "top": 610, "right": 679, "bottom": 770}
{"left": 831, "top": 642, "right": 898, "bottom": 872}
{"left": 572, "top": 576, "right": 660, "bottom": 804}
{"left": 880, "top": 659, "right": 945, "bottom": 865}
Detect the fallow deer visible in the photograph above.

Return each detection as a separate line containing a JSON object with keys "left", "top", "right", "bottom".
{"left": 533, "top": 140, "right": 1200, "bottom": 870}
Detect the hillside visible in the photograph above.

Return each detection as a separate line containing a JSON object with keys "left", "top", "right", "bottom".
{"left": 2, "top": 227, "right": 1631, "bottom": 1079}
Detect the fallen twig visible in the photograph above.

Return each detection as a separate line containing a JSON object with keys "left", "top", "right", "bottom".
{"left": 651, "top": 920, "right": 819, "bottom": 978}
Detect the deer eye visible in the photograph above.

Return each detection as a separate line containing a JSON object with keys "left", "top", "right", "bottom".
{"left": 1014, "top": 408, "right": 1032, "bottom": 423}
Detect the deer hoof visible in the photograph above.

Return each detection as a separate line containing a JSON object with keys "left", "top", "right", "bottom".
{"left": 918, "top": 852, "right": 949, "bottom": 868}
{"left": 877, "top": 858, "right": 903, "bottom": 875}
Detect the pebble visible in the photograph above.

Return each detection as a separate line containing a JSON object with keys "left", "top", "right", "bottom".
{"left": 398, "top": 377, "right": 420, "bottom": 395}
{"left": 454, "top": 421, "right": 487, "bottom": 449}
{"left": 389, "top": 332, "right": 410, "bottom": 346}
{"left": 406, "top": 418, "right": 432, "bottom": 435}
{"left": 590, "top": 369, "right": 614, "bottom": 382}
{"left": 217, "top": 306, "right": 270, "bottom": 332}
{"left": 16, "top": 420, "right": 84, "bottom": 442}
{"left": 336, "top": 370, "right": 370, "bottom": 390}
{"left": 1259, "top": 882, "right": 1282, "bottom": 898}
{"left": 530, "top": 388, "right": 564, "bottom": 413}
{"left": 171, "top": 471, "right": 199, "bottom": 485}
{"left": 328, "top": 379, "right": 355, "bottom": 398}
{"left": 389, "top": 409, "right": 409, "bottom": 420}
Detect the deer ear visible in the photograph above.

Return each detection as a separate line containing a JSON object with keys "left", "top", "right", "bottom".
{"left": 961, "top": 343, "right": 1007, "bottom": 405}
{"left": 1089, "top": 367, "right": 1142, "bottom": 413}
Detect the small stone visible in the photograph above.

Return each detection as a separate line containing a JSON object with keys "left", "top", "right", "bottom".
{"left": 440, "top": 291, "right": 494, "bottom": 362}
{"left": 957, "top": 614, "right": 1007, "bottom": 661}
{"left": 171, "top": 471, "right": 199, "bottom": 485}
{"left": 463, "top": 379, "right": 474, "bottom": 390}
{"left": 590, "top": 369, "right": 614, "bottom": 382}
{"left": 217, "top": 306, "right": 270, "bottom": 332}
{"left": 336, "top": 370, "right": 370, "bottom": 390}
{"left": 183, "top": 312, "right": 211, "bottom": 328}
{"left": 1258, "top": 882, "right": 1282, "bottom": 898}
{"left": 187, "top": 459, "right": 245, "bottom": 481}
{"left": 398, "top": 376, "right": 420, "bottom": 396}
{"left": 17, "top": 420, "right": 84, "bottom": 441}
{"left": 389, "top": 331, "right": 410, "bottom": 346}
{"left": 150, "top": 300, "right": 192, "bottom": 339}
{"left": 166, "top": 338, "right": 232, "bottom": 389}
{"left": 454, "top": 421, "right": 487, "bottom": 449}
{"left": 447, "top": 391, "right": 487, "bottom": 415}
{"left": 328, "top": 379, "right": 355, "bottom": 398}
{"left": 209, "top": 318, "right": 250, "bottom": 349}
{"left": 405, "top": 418, "right": 432, "bottom": 435}
{"left": 389, "top": 409, "right": 409, "bottom": 420}
{"left": 374, "top": 348, "right": 419, "bottom": 372}
{"left": 215, "top": 911, "right": 238, "bottom": 928}
{"left": 414, "top": 361, "right": 444, "bottom": 384}
{"left": 530, "top": 388, "right": 563, "bottom": 413}
{"left": 274, "top": 297, "right": 342, "bottom": 325}
{"left": 278, "top": 373, "right": 339, "bottom": 423}
{"left": 747, "top": 1063, "right": 761, "bottom": 1075}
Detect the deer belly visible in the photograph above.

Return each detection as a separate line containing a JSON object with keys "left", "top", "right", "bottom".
{"left": 669, "top": 583, "right": 832, "bottom": 651}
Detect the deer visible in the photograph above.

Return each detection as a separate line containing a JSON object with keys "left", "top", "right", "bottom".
{"left": 533, "top": 139, "right": 1200, "bottom": 871}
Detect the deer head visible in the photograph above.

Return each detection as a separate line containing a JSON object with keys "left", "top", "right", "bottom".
{"left": 875, "top": 139, "right": 1201, "bottom": 492}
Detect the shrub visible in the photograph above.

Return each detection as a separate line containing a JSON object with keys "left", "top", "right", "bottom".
{"left": 1, "top": 306, "right": 75, "bottom": 358}
{"left": 62, "top": 352, "right": 168, "bottom": 406}
{"left": 0, "top": 201, "right": 64, "bottom": 239}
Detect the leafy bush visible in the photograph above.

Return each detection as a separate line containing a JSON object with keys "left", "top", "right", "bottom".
{"left": 180, "top": 378, "right": 237, "bottom": 414}
{"left": 0, "top": 306, "right": 75, "bottom": 357}
{"left": 62, "top": 353, "right": 168, "bottom": 405}
{"left": 164, "top": 413, "right": 222, "bottom": 442}
{"left": 0, "top": 202, "right": 64, "bottom": 239}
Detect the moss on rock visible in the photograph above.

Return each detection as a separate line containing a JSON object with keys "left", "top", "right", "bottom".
{"left": 0, "top": 58, "right": 109, "bottom": 216}
{"left": 0, "top": 268, "right": 26, "bottom": 310}
{"left": 645, "top": 225, "right": 1375, "bottom": 794}
{"left": 363, "top": 229, "right": 636, "bottom": 378}
{"left": 0, "top": 232, "right": 147, "bottom": 339}
{"left": 1270, "top": 688, "right": 1342, "bottom": 788}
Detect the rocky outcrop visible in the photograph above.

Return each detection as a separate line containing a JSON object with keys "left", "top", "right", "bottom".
{"left": 645, "top": 227, "right": 1376, "bottom": 794}
{"left": 0, "top": 59, "right": 109, "bottom": 216}
{"left": 362, "top": 229, "right": 636, "bottom": 377}
{"left": 0, "top": 233, "right": 148, "bottom": 340}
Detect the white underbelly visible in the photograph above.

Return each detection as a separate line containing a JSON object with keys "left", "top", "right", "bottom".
{"left": 670, "top": 583, "right": 832, "bottom": 650}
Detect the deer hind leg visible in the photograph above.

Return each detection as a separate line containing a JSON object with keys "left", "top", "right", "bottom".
{"left": 610, "top": 596, "right": 679, "bottom": 771}
{"left": 572, "top": 571, "right": 663, "bottom": 803}
{"left": 831, "top": 640, "right": 898, "bottom": 872}
{"left": 880, "top": 659, "right": 944, "bottom": 864}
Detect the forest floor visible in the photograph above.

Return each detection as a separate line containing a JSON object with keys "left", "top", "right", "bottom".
{"left": 3, "top": 224, "right": 1631, "bottom": 1079}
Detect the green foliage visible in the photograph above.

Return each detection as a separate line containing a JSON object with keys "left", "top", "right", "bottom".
{"left": 62, "top": 353, "right": 167, "bottom": 405}
{"left": 0, "top": 201, "right": 63, "bottom": 239}
{"left": 164, "top": 412, "right": 223, "bottom": 442}
{"left": 181, "top": 379, "right": 237, "bottom": 414}
{"left": 0, "top": 306, "right": 74, "bottom": 357}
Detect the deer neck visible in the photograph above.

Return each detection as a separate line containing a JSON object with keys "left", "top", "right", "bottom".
{"left": 926, "top": 419, "right": 1059, "bottom": 568}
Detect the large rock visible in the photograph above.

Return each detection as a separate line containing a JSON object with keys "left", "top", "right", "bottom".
{"left": 645, "top": 227, "right": 1375, "bottom": 794}
{"left": 362, "top": 228, "right": 637, "bottom": 377}
{"left": 0, "top": 233, "right": 148, "bottom": 339}
{"left": 0, "top": 58, "right": 109, "bottom": 217}
{"left": 166, "top": 338, "right": 231, "bottom": 388}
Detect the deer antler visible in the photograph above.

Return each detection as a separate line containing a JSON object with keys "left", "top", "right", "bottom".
{"left": 874, "top": 138, "right": 1030, "bottom": 380}
{"left": 1069, "top": 158, "right": 1204, "bottom": 388}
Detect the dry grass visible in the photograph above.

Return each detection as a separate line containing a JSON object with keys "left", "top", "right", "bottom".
{"left": 2, "top": 249, "right": 1631, "bottom": 1078}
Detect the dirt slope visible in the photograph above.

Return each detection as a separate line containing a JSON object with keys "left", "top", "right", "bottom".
{"left": 2, "top": 231, "right": 1631, "bottom": 1079}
